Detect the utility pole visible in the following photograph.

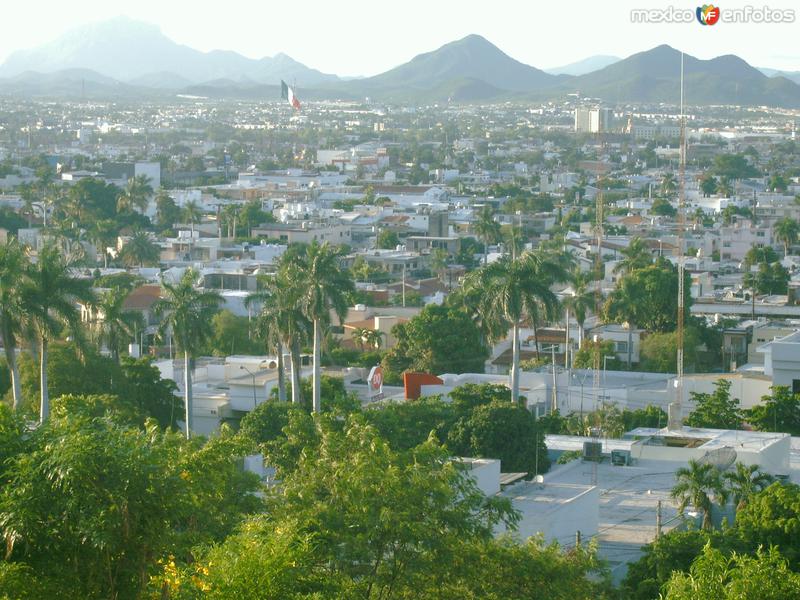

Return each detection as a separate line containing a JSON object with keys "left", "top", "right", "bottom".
{"left": 575, "top": 530, "right": 582, "bottom": 548}
{"left": 656, "top": 500, "right": 662, "bottom": 540}
{"left": 402, "top": 263, "right": 406, "bottom": 308}
{"left": 551, "top": 344, "right": 558, "bottom": 413}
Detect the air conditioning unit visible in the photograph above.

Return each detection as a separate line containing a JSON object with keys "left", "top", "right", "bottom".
{"left": 611, "top": 450, "right": 632, "bottom": 466}
{"left": 583, "top": 441, "right": 602, "bottom": 462}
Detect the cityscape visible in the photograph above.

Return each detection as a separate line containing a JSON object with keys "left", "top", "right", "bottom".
{"left": 2, "top": 4, "right": 800, "bottom": 599}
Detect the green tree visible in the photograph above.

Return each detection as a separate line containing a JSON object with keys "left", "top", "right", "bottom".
{"left": 713, "top": 153, "right": 760, "bottom": 179}
{"left": 473, "top": 204, "right": 502, "bottom": 265}
{"left": 92, "top": 286, "right": 142, "bottom": 362}
{"left": 640, "top": 327, "right": 701, "bottom": 373}
{"left": 204, "top": 310, "right": 262, "bottom": 356}
{"left": 671, "top": 459, "right": 728, "bottom": 530}
{"left": 747, "top": 385, "right": 800, "bottom": 435}
{"left": 0, "top": 239, "right": 28, "bottom": 410}
{"left": 154, "top": 269, "right": 222, "bottom": 437}
{"left": 116, "top": 174, "right": 153, "bottom": 214}
{"left": 290, "top": 241, "right": 354, "bottom": 413}
{"left": 186, "top": 418, "right": 517, "bottom": 599}
{"left": 376, "top": 228, "right": 400, "bottom": 249}
{"left": 775, "top": 217, "right": 798, "bottom": 258}
{"left": 182, "top": 199, "right": 202, "bottom": 233}
{"left": 448, "top": 400, "right": 550, "bottom": 475}
{"left": 613, "top": 237, "right": 653, "bottom": 275}
{"left": 463, "top": 251, "right": 566, "bottom": 401}
{"left": 364, "top": 396, "right": 457, "bottom": 451}
{"left": 661, "top": 172, "right": 677, "bottom": 197}
{"left": 119, "top": 230, "right": 160, "bottom": 268}
{"left": 699, "top": 174, "right": 718, "bottom": 197}
{"left": 686, "top": 379, "right": 742, "bottom": 429}
{"left": 22, "top": 244, "right": 95, "bottom": 422}
{"left": 663, "top": 544, "right": 800, "bottom": 600}
{"left": 605, "top": 261, "right": 690, "bottom": 334}
{"left": 724, "top": 462, "right": 774, "bottom": 512}
{"left": 735, "top": 482, "right": 800, "bottom": 567}
{"left": 572, "top": 339, "right": 620, "bottom": 370}
{"left": 382, "top": 303, "right": 488, "bottom": 377}
{"left": 651, "top": 197, "right": 677, "bottom": 217}
{"left": 247, "top": 274, "right": 309, "bottom": 405}
{"left": 563, "top": 270, "right": 596, "bottom": 351}
{"left": 155, "top": 190, "right": 181, "bottom": 231}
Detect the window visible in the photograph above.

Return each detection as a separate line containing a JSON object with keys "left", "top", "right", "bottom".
{"left": 756, "top": 231, "right": 765, "bottom": 238}
{"left": 793, "top": 379, "right": 800, "bottom": 395}
{"left": 616, "top": 341, "right": 628, "bottom": 353}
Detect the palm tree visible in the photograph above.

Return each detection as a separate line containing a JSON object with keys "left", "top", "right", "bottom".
{"left": 463, "top": 251, "right": 566, "bottom": 402}
{"left": 0, "top": 239, "right": 29, "bottom": 410}
{"left": 364, "top": 329, "right": 386, "bottom": 350}
{"left": 154, "top": 269, "right": 222, "bottom": 437}
{"left": 473, "top": 205, "right": 501, "bottom": 265}
{"left": 23, "top": 244, "right": 96, "bottom": 422}
{"left": 775, "top": 217, "right": 799, "bottom": 258}
{"left": 718, "top": 177, "right": 733, "bottom": 198}
{"left": 119, "top": 231, "right": 160, "bottom": 268}
{"left": 246, "top": 275, "right": 309, "bottom": 404}
{"left": 671, "top": 459, "right": 728, "bottom": 530}
{"left": 563, "top": 271, "right": 596, "bottom": 365}
{"left": 116, "top": 174, "right": 153, "bottom": 213}
{"left": 183, "top": 200, "right": 202, "bottom": 234}
{"left": 290, "top": 242, "right": 354, "bottom": 413}
{"left": 661, "top": 172, "right": 677, "bottom": 197}
{"left": 93, "top": 287, "right": 143, "bottom": 363}
{"left": 604, "top": 277, "right": 642, "bottom": 369}
{"left": 430, "top": 248, "right": 449, "bottom": 285}
{"left": 87, "top": 219, "right": 118, "bottom": 268}
{"left": 723, "top": 462, "right": 774, "bottom": 512}
{"left": 613, "top": 237, "right": 653, "bottom": 275}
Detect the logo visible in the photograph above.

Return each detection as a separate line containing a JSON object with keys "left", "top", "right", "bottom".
{"left": 697, "top": 4, "right": 721, "bottom": 24}
{"left": 368, "top": 365, "right": 384, "bottom": 397}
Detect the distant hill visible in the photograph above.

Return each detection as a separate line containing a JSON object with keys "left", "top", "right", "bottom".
{"left": 0, "top": 68, "right": 151, "bottom": 99}
{"left": 336, "top": 34, "right": 562, "bottom": 101}
{"left": 0, "top": 23, "right": 798, "bottom": 108}
{"left": 562, "top": 45, "right": 800, "bottom": 107}
{"left": 759, "top": 67, "right": 800, "bottom": 85}
{"left": 544, "top": 55, "right": 620, "bottom": 76}
{"left": 0, "top": 16, "right": 339, "bottom": 86}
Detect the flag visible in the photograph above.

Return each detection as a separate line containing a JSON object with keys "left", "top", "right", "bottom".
{"left": 281, "top": 80, "right": 301, "bottom": 110}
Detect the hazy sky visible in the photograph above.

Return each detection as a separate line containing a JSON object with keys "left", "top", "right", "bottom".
{"left": 1, "top": 0, "right": 798, "bottom": 75}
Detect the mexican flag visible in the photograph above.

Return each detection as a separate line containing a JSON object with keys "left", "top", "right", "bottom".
{"left": 281, "top": 80, "right": 301, "bottom": 110}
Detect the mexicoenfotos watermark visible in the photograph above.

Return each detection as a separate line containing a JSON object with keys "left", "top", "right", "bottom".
{"left": 631, "top": 5, "right": 795, "bottom": 25}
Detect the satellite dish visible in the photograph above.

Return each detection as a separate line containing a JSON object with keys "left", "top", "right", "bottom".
{"left": 697, "top": 446, "right": 737, "bottom": 471}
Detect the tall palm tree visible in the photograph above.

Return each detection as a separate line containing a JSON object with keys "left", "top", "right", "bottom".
{"left": 775, "top": 217, "right": 799, "bottom": 258}
{"left": 463, "top": 251, "right": 566, "bottom": 402}
{"left": 563, "top": 270, "right": 596, "bottom": 365}
{"left": 23, "top": 244, "right": 96, "bottom": 422}
{"left": 671, "top": 459, "right": 728, "bottom": 531}
{"left": 183, "top": 200, "right": 202, "bottom": 234}
{"left": 246, "top": 275, "right": 309, "bottom": 405}
{"left": 0, "top": 239, "right": 29, "bottom": 410}
{"left": 723, "top": 462, "right": 774, "bottom": 512}
{"left": 473, "top": 205, "right": 501, "bottom": 265}
{"left": 120, "top": 231, "right": 160, "bottom": 268}
{"left": 154, "top": 269, "right": 222, "bottom": 437}
{"left": 290, "top": 242, "right": 354, "bottom": 413}
{"left": 117, "top": 174, "right": 153, "bottom": 213}
{"left": 93, "top": 287, "right": 143, "bottom": 363}
{"left": 604, "top": 277, "right": 642, "bottom": 370}
{"left": 613, "top": 237, "right": 653, "bottom": 275}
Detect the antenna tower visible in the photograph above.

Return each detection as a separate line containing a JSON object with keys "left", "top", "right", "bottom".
{"left": 669, "top": 53, "right": 687, "bottom": 429}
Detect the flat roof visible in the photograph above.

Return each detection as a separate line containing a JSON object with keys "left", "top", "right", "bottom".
{"left": 627, "top": 426, "right": 788, "bottom": 452}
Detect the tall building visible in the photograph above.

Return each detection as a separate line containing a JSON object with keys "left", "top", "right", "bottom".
{"left": 574, "top": 106, "right": 612, "bottom": 133}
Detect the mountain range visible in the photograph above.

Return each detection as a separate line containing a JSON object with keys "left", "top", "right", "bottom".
{"left": 1, "top": 17, "right": 799, "bottom": 107}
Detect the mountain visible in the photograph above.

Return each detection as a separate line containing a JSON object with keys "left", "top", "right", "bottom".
{"left": 545, "top": 55, "right": 620, "bottom": 76}
{"left": 759, "top": 67, "right": 800, "bottom": 85}
{"left": 563, "top": 45, "right": 800, "bottom": 107}
{"left": 0, "top": 16, "right": 339, "bottom": 86}
{"left": 0, "top": 68, "right": 151, "bottom": 99}
{"left": 337, "top": 34, "right": 562, "bottom": 101}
